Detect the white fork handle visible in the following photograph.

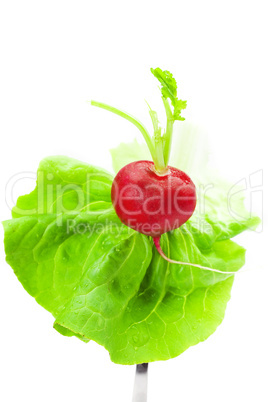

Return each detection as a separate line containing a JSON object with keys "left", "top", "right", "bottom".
{"left": 132, "top": 363, "right": 149, "bottom": 402}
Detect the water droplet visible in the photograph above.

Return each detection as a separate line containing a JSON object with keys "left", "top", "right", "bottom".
{"left": 132, "top": 335, "right": 139, "bottom": 343}
{"left": 192, "top": 323, "right": 199, "bottom": 331}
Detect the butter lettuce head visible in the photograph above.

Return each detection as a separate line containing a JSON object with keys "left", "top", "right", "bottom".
{"left": 3, "top": 126, "right": 260, "bottom": 364}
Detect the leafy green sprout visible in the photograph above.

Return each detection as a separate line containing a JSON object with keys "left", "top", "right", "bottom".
{"left": 91, "top": 68, "right": 187, "bottom": 173}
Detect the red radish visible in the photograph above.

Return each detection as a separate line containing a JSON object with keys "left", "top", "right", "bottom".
{"left": 111, "top": 165, "right": 237, "bottom": 274}
{"left": 92, "top": 67, "right": 237, "bottom": 274}
{"left": 111, "top": 160, "right": 196, "bottom": 237}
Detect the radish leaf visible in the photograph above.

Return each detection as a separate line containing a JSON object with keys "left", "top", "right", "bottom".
{"left": 150, "top": 67, "right": 187, "bottom": 121}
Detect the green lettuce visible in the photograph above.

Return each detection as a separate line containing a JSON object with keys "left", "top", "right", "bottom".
{"left": 3, "top": 139, "right": 259, "bottom": 364}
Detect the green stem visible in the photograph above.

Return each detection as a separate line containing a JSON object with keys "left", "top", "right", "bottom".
{"left": 91, "top": 100, "right": 165, "bottom": 172}
{"left": 162, "top": 98, "right": 174, "bottom": 166}
{"left": 154, "top": 138, "right": 166, "bottom": 172}
{"left": 148, "top": 108, "right": 166, "bottom": 172}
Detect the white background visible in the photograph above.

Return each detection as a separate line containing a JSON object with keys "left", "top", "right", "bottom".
{"left": 0, "top": 1, "right": 267, "bottom": 401}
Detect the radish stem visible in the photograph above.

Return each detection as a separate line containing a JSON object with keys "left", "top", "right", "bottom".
{"left": 162, "top": 97, "right": 174, "bottom": 166}
{"left": 91, "top": 100, "right": 159, "bottom": 168}
{"left": 91, "top": 68, "right": 187, "bottom": 174}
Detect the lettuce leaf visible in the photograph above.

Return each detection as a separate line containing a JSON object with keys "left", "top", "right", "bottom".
{"left": 3, "top": 151, "right": 260, "bottom": 365}
{"left": 12, "top": 156, "right": 113, "bottom": 218}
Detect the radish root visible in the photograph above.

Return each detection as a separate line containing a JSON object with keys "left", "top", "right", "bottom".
{"left": 153, "top": 237, "right": 239, "bottom": 275}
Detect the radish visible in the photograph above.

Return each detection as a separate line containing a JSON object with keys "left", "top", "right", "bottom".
{"left": 111, "top": 160, "right": 196, "bottom": 237}
{"left": 92, "top": 68, "right": 237, "bottom": 275}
